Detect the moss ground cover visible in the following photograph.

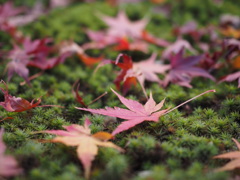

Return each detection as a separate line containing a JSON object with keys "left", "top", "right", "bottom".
{"left": 0, "top": 0, "right": 240, "bottom": 179}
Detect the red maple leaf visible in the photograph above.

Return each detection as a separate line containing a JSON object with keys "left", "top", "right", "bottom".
{"left": 76, "top": 89, "right": 215, "bottom": 135}
{"left": 0, "top": 80, "right": 62, "bottom": 112}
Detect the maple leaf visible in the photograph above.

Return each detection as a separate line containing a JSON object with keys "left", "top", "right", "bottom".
{"left": 0, "top": 128, "right": 22, "bottom": 177}
{"left": 36, "top": 118, "right": 124, "bottom": 179}
{"left": 107, "top": 0, "right": 144, "bottom": 6}
{"left": 162, "top": 39, "right": 197, "bottom": 59}
{"left": 60, "top": 41, "right": 103, "bottom": 66}
{"left": 220, "top": 14, "right": 240, "bottom": 27}
{"left": 199, "top": 52, "right": 223, "bottom": 71}
{"left": 213, "top": 138, "right": 240, "bottom": 172}
{"left": 173, "top": 21, "right": 205, "bottom": 42}
{"left": 221, "top": 26, "right": 240, "bottom": 39}
{"left": 219, "top": 71, "right": 240, "bottom": 88}
{"left": 6, "top": 37, "right": 51, "bottom": 82}
{"left": 0, "top": 80, "right": 62, "bottom": 112}
{"left": 83, "top": 30, "right": 118, "bottom": 50}
{"left": 8, "top": 2, "right": 45, "bottom": 27}
{"left": 0, "top": 2, "right": 24, "bottom": 25}
{"left": 163, "top": 48, "right": 216, "bottom": 88}
{"left": 232, "top": 56, "right": 240, "bottom": 69}
{"left": 96, "top": 54, "right": 169, "bottom": 96}
{"left": 100, "top": 11, "right": 148, "bottom": 39}
{"left": 50, "top": 0, "right": 73, "bottom": 8}
{"left": 0, "top": 2, "right": 25, "bottom": 42}
{"left": 131, "top": 53, "right": 170, "bottom": 87}
{"left": 113, "top": 37, "right": 149, "bottom": 52}
{"left": 84, "top": 30, "right": 149, "bottom": 52}
{"left": 141, "top": 30, "right": 170, "bottom": 47}
{"left": 7, "top": 44, "right": 30, "bottom": 83}
{"left": 223, "top": 39, "right": 240, "bottom": 61}
{"left": 28, "top": 52, "right": 71, "bottom": 70}
{"left": 6, "top": 37, "right": 70, "bottom": 82}
{"left": 76, "top": 88, "right": 215, "bottom": 135}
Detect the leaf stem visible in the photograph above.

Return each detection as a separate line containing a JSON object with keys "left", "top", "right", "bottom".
{"left": 164, "top": 89, "right": 216, "bottom": 114}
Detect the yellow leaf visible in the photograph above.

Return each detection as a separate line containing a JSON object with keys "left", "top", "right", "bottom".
{"left": 77, "top": 138, "right": 98, "bottom": 179}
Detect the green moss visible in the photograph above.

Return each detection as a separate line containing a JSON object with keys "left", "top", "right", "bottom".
{"left": 0, "top": 0, "right": 240, "bottom": 179}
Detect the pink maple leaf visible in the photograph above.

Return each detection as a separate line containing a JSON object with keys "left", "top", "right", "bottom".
{"left": 0, "top": 128, "right": 22, "bottom": 177}
{"left": 85, "top": 11, "right": 168, "bottom": 51}
{"left": 100, "top": 11, "right": 148, "bottom": 39}
{"left": 50, "top": 0, "right": 73, "bottom": 8}
{"left": 163, "top": 48, "right": 215, "bottom": 88}
{"left": 6, "top": 37, "right": 70, "bottom": 82}
{"left": 162, "top": 39, "right": 197, "bottom": 59}
{"left": 6, "top": 37, "right": 52, "bottom": 82}
{"left": 120, "top": 53, "right": 170, "bottom": 96}
{"left": 0, "top": 2, "right": 24, "bottom": 25}
{"left": 36, "top": 118, "right": 124, "bottom": 179}
{"left": 0, "top": 2, "right": 25, "bottom": 42}
{"left": 83, "top": 30, "right": 118, "bottom": 50}
{"left": 7, "top": 44, "right": 30, "bottom": 83}
{"left": 76, "top": 89, "right": 215, "bottom": 135}
{"left": 8, "top": 2, "right": 45, "bottom": 27}
{"left": 83, "top": 30, "right": 149, "bottom": 52}
{"left": 98, "top": 54, "right": 169, "bottom": 96}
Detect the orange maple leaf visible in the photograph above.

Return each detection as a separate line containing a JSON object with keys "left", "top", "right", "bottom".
{"left": 221, "top": 27, "right": 240, "bottom": 39}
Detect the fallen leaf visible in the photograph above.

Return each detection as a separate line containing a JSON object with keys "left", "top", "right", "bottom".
{"left": 213, "top": 138, "right": 240, "bottom": 172}
{"left": 100, "top": 11, "right": 148, "bottom": 39}
{"left": 232, "top": 56, "right": 240, "bottom": 69}
{"left": 162, "top": 39, "right": 197, "bottom": 59}
{"left": 219, "top": 71, "right": 240, "bottom": 88}
{"left": 36, "top": 118, "right": 124, "bottom": 179}
{"left": 0, "top": 80, "right": 62, "bottom": 112}
{"left": 221, "top": 26, "right": 240, "bottom": 39}
{"left": 8, "top": 2, "right": 45, "bottom": 27}
{"left": 0, "top": 128, "right": 22, "bottom": 177}
{"left": 141, "top": 30, "right": 170, "bottom": 47}
{"left": 76, "top": 88, "right": 215, "bottom": 135}
{"left": 163, "top": 48, "right": 215, "bottom": 88}
{"left": 99, "top": 54, "right": 169, "bottom": 96}
{"left": 60, "top": 41, "right": 103, "bottom": 66}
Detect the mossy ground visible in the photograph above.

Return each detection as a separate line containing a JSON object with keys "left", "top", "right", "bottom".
{"left": 0, "top": 0, "right": 240, "bottom": 180}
